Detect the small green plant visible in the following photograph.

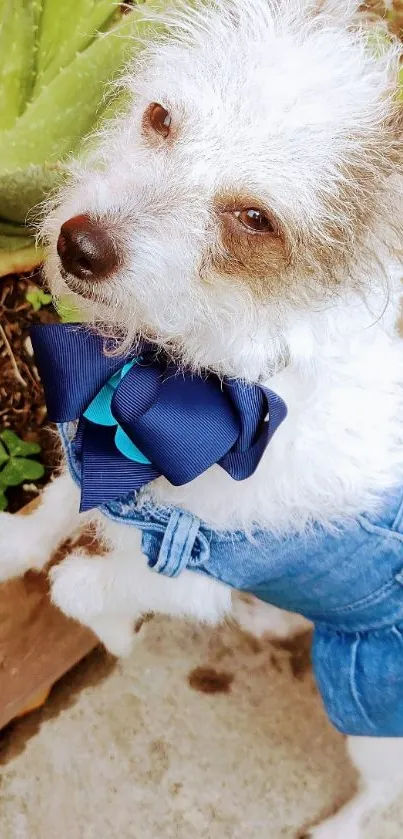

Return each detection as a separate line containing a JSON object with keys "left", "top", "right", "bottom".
{"left": 25, "top": 285, "right": 85, "bottom": 320}
{"left": 25, "top": 287, "right": 53, "bottom": 311}
{"left": 0, "top": 430, "right": 44, "bottom": 511}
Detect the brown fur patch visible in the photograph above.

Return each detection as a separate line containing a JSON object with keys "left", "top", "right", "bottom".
{"left": 188, "top": 666, "right": 234, "bottom": 694}
{"left": 211, "top": 194, "right": 288, "bottom": 297}
{"left": 209, "top": 84, "right": 403, "bottom": 301}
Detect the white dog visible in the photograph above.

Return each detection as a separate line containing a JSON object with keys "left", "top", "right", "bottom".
{"left": 1, "top": 1, "right": 403, "bottom": 836}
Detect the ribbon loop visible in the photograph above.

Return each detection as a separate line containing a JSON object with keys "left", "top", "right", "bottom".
{"left": 31, "top": 323, "right": 130, "bottom": 420}
{"left": 30, "top": 323, "right": 288, "bottom": 511}
{"left": 114, "top": 361, "right": 240, "bottom": 485}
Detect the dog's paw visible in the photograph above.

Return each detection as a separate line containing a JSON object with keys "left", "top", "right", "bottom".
{"left": 87, "top": 614, "right": 136, "bottom": 658}
{"left": 50, "top": 555, "right": 136, "bottom": 656}
{"left": 0, "top": 511, "right": 48, "bottom": 581}
{"left": 233, "top": 594, "right": 311, "bottom": 640}
{"left": 50, "top": 555, "right": 107, "bottom": 619}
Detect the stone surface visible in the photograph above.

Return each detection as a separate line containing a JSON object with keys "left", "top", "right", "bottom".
{"left": 0, "top": 617, "right": 401, "bottom": 838}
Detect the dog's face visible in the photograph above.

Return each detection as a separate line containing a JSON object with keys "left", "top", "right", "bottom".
{"left": 43, "top": 0, "right": 402, "bottom": 379}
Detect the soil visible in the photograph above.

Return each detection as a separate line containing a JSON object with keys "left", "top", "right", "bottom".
{"left": 0, "top": 273, "right": 61, "bottom": 512}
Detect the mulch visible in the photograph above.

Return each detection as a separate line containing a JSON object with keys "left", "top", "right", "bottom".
{"left": 0, "top": 273, "right": 61, "bottom": 512}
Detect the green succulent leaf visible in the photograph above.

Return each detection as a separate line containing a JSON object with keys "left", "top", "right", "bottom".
{"left": 0, "top": 457, "right": 45, "bottom": 488}
{"left": 0, "top": 240, "right": 44, "bottom": 276}
{"left": 0, "top": 490, "right": 8, "bottom": 512}
{"left": 0, "top": 0, "right": 40, "bottom": 130}
{"left": 0, "top": 430, "right": 41, "bottom": 458}
{"left": 0, "top": 0, "right": 167, "bottom": 275}
{"left": 33, "top": 0, "right": 118, "bottom": 95}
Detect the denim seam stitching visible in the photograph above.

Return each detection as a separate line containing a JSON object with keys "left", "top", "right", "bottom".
{"left": 349, "top": 636, "right": 377, "bottom": 733}
{"left": 317, "top": 577, "right": 397, "bottom": 618}
{"left": 358, "top": 515, "right": 403, "bottom": 543}
{"left": 391, "top": 494, "right": 403, "bottom": 532}
{"left": 391, "top": 625, "right": 403, "bottom": 646}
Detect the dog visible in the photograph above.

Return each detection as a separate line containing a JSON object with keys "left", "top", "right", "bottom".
{"left": 1, "top": 1, "right": 403, "bottom": 835}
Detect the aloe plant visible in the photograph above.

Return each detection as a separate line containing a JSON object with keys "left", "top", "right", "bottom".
{"left": 0, "top": 0, "right": 166, "bottom": 277}
{"left": 0, "top": 430, "right": 45, "bottom": 510}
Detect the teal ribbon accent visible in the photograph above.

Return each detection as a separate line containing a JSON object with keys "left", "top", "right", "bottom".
{"left": 83, "top": 360, "right": 151, "bottom": 464}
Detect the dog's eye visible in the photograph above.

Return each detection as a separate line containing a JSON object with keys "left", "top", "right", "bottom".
{"left": 148, "top": 103, "right": 172, "bottom": 138}
{"left": 234, "top": 208, "right": 275, "bottom": 234}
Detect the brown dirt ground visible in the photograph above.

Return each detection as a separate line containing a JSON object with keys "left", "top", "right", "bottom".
{"left": 0, "top": 273, "right": 60, "bottom": 512}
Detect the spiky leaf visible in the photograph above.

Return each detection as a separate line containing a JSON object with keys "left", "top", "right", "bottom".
{"left": 0, "top": 0, "right": 166, "bottom": 275}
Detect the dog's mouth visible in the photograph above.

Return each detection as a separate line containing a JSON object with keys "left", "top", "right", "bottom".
{"left": 61, "top": 268, "right": 108, "bottom": 303}
{"left": 59, "top": 264, "right": 164, "bottom": 352}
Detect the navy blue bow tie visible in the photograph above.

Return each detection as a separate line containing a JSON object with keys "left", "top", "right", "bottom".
{"left": 30, "top": 323, "right": 287, "bottom": 512}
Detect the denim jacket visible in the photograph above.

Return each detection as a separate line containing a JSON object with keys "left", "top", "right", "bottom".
{"left": 61, "top": 422, "right": 403, "bottom": 738}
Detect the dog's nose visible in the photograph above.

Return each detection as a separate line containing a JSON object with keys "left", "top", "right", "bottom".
{"left": 57, "top": 214, "right": 118, "bottom": 281}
